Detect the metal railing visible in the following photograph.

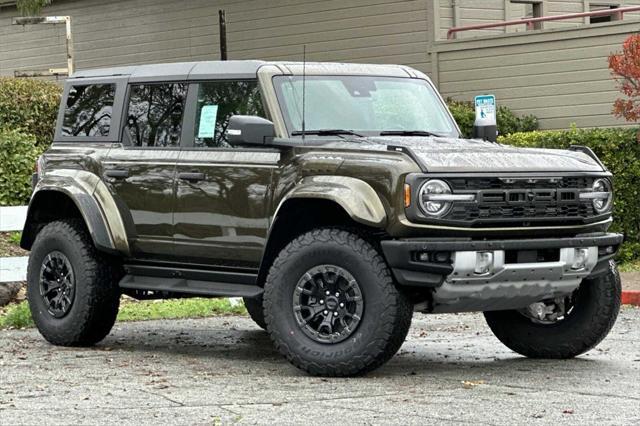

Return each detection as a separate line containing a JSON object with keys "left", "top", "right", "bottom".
{"left": 447, "top": 5, "right": 640, "bottom": 39}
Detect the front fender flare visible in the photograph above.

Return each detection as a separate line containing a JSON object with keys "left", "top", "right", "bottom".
{"left": 275, "top": 176, "right": 387, "bottom": 228}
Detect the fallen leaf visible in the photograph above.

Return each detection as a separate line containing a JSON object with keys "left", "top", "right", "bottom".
{"left": 462, "top": 380, "right": 485, "bottom": 389}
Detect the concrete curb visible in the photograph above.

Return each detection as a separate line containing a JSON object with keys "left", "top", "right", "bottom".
{"left": 0, "top": 205, "right": 27, "bottom": 232}
{"left": 0, "top": 256, "right": 28, "bottom": 283}
{"left": 622, "top": 290, "right": 640, "bottom": 306}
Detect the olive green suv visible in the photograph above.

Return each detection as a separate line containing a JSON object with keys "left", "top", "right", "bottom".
{"left": 22, "top": 61, "right": 622, "bottom": 376}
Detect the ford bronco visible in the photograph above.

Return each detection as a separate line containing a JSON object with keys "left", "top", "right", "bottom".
{"left": 22, "top": 61, "right": 622, "bottom": 376}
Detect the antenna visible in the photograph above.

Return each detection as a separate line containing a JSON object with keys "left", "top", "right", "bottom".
{"left": 301, "top": 44, "right": 306, "bottom": 142}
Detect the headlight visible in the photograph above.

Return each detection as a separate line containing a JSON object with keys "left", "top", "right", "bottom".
{"left": 580, "top": 178, "right": 612, "bottom": 214}
{"left": 592, "top": 178, "right": 613, "bottom": 213}
{"left": 418, "top": 179, "right": 453, "bottom": 217}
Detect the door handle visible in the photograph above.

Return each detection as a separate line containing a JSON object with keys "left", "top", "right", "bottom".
{"left": 178, "top": 172, "right": 206, "bottom": 182}
{"left": 105, "top": 169, "right": 129, "bottom": 179}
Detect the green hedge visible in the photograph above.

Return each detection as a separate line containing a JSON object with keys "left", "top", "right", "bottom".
{"left": 0, "top": 128, "right": 41, "bottom": 206}
{"left": 0, "top": 77, "right": 61, "bottom": 147}
{"left": 446, "top": 99, "right": 539, "bottom": 137}
{"left": 500, "top": 127, "right": 640, "bottom": 262}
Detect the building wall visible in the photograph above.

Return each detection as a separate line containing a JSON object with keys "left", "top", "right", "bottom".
{"left": 434, "top": 21, "right": 638, "bottom": 129}
{"left": 0, "top": 0, "right": 432, "bottom": 77}
{"left": 0, "top": 0, "right": 639, "bottom": 129}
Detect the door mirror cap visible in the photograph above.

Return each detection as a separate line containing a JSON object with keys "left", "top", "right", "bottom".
{"left": 228, "top": 115, "right": 276, "bottom": 146}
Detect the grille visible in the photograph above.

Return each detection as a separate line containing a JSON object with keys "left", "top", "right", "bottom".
{"left": 446, "top": 177, "right": 598, "bottom": 225}
{"left": 448, "top": 177, "right": 593, "bottom": 191}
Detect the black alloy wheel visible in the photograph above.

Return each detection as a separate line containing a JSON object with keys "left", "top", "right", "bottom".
{"left": 292, "top": 264, "right": 364, "bottom": 344}
{"left": 39, "top": 251, "right": 76, "bottom": 318}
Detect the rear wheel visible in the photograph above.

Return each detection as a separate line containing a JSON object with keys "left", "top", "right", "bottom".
{"left": 27, "top": 220, "right": 121, "bottom": 346}
{"left": 484, "top": 260, "right": 621, "bottom": 359}
{"left": 264, "top": 228, "right": 412, "bottom": 376}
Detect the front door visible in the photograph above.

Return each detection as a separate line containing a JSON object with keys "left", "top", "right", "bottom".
{"left": 173, "top": 80, "right": 278, "bottom": 270}
{"left": 104, "top": 82, "right": 188, "bottom": 260}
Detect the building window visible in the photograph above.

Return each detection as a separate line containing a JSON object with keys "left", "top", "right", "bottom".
{"left": 126, "top": 83, "right": 187, "bottom": 147}
{"left": 589, "top": 4, "right": 619, "bottom": 24}
{"left": 62, "top": 84, "right": 116, "bottom": 137}
{"left": 510, "top": 1, "right": 543, "bottom": 30}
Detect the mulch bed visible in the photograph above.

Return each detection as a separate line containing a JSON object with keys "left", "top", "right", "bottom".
{"left": 0, "top": 232, "right": 27, "bottom": 257}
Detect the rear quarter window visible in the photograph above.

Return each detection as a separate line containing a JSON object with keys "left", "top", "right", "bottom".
{"left": 61, "top": 84, "right": 116, "bottom": 137}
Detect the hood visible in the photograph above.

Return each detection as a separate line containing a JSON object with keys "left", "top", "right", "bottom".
{"left": 361, "top": 136, "right": 604, "bottom": 173}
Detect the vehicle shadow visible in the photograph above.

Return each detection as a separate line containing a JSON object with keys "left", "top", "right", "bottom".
{"left": 97, "top": 321, "right": 603, "bottom": 377}
{"left": 101, "top": 323, "right": 282, "bottom": 361}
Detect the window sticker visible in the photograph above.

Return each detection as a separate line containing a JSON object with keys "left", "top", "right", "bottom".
{"left": 198, "top": 104, "right": 219, "bottom": 138}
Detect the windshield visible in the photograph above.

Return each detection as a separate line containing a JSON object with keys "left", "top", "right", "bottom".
{"left": 272, "top": 75, "right": 458, "bottom": 138}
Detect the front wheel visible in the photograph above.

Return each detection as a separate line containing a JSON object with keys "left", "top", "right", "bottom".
{"left": 263, "top": 228, "right": 413, "bottom": 377}
{"left": 484, "top": 260, "right": 621, "bottom": 359}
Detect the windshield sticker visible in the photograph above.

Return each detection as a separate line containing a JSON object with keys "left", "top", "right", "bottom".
{"left": 198, "top": 104, "right": 218, "bottom": 138}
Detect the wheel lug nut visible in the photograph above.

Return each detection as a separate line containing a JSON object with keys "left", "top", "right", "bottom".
{"left": 319, "top": 300, "right": 324, "bottom": 304}
{"left": 339, "top": 302, "right": 344, "bottom": 308}
{"left": 323, "top": 310, "right": 328, "bottom": 315}
{"left": 334, "top": 312, "right": 338, "bottom": 316}
{"left": 325, "top": 291, "right": 330, "bottom": 295}
{"left": 335, "top": 292, "right": 339, "bottom": 297}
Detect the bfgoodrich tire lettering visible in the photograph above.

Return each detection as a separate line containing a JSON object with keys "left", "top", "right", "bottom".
{"left": 27, "top": 220, "right": 121, "bottom": 346}
{"left": 484, "top": 260, "right": 621, "bottom": 359}
{"left": 263, "top": 228, "right": 412, "bottom": 376}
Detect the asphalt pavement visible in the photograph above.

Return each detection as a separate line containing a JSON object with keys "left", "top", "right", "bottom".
{"left": 1, "top": 308, "right": 638, "bottom": 425}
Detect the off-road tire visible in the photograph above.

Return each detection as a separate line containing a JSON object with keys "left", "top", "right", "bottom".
{"left": 243, "top": 295, "right": 266, "bottom": 330}
{"left": 263, "top": 228, "right": 413, "bottom": 377}
{"left": 484, "top": 260, "right": 621, "bottom": 359}
{"left": 27, "top": 219, "right": 121, "bottom": 346}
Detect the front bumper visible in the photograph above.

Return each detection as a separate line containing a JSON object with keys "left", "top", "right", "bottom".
{"left": 381, "top": 233, "right": 622, "bottom": 313}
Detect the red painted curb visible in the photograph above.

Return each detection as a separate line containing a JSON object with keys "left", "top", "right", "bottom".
{"left": 622, "top": 290, "right": 640, "bottom": 306}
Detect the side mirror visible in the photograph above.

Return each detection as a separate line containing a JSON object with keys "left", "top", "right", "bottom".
{"left": 227, "top": 115, "right": 275, "bottom": 146}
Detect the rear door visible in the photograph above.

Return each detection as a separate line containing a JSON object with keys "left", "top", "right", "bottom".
{"left": 173, "top": 80, "right": 279, "bottom": 270}
{"left": 104, "top": 82, "right": 188, "bottom": 260}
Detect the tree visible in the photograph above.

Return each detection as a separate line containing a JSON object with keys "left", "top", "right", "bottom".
{"left": 609, "top": 34, "right": 640, "bottom": 123}
{"left": 16, "top": 0, "right": 51, "bottom": 16}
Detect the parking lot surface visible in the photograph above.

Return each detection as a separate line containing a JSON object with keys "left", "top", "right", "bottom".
{"left": 1, "top": 308, "right": 638, "bottom": 425}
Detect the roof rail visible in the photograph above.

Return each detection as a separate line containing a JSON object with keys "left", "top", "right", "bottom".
{"left": 447, "top": 5, "right": 640, "bottom": 39}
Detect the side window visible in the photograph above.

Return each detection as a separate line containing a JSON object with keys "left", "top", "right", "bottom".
{"left": 194, "top": 80, "right": 265, "bottom": 148}
{"left": 62, "top": 84, "right": 116, "bottom": 137}
{"left": 126, "top": 83, "right": 187, "bottom": 147}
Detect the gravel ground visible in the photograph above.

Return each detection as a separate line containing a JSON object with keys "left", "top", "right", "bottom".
{"left": 0, "top": 307, "right": 638, "bottom": 425}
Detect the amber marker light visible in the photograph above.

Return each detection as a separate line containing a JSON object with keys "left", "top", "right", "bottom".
{"left": 404, "top": 183, "right": 411, "bottom": 208}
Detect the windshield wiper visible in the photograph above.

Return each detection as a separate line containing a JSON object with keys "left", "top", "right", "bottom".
{"left": 379, "top": 130, "right": 444, "bottom": 137}
{"left": 291, "top": 129, "right": 364, "bottom": 137}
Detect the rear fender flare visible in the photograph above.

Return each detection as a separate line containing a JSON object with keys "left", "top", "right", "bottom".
{"left": 22, "top": 170, "right": 129, "bottom": 256}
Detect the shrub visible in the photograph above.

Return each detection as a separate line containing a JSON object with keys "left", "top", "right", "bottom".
{"left": 0, "top": 128, "right": 41, "bottom": 206}
{"left": 446, "top": 99, "right": 539, "bottom": 138}
{"left": 0, "top": 77, "right": 62, "bottom": 147}
{"left": 500, "top": 127, "right": 640, "bottom": 262}
{"left": 0, "top": 301, "right": 34, "bottom": 329}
